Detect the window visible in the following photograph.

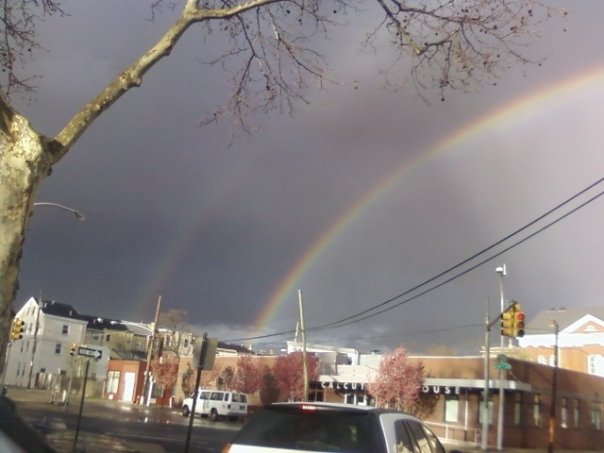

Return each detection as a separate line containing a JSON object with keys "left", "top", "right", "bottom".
{"left": 479, "top": 396, "right": 493, "bottom": 425}
{"left": 107, "top": 371, "right": 120, "bottom": 394}
{"left": 54, "top": 343, "right": 61, "bottom": 355}
{"left": 537, "top": 355, "right": 546, "bottom": 365}
{"left": 420, "top": 424, "right": 446, "bottom": 453}
{"left": 444, "top": 395, "right": 459, "bottom": 423}
{"left": 513, "top": 392, "right": 523, "bottom": 426}
{"left": 533, "top": 394, "right": 541, "bottom": 427}
{"left": 591, "top": 402, "right": 601, "bottom": 430}
{"left": 62, "top": 324, "right": 69, "bottom": 335}
{"left": 549, "top": 354, "right": 556, "bottom": 367}
{"left": 211, "top": 392, "right": 224, "bottom": 401}
{"left": 561, "top": 397, "right": 568, "bottom": 429}
{"left": 232, "top": 393, "right": 247, "bottom": 403}
{"left": 406, "top": 421, "right": 445, "bottom": 453}
{"left": 394, "top": 421, "right": 414, "bottom": 453}
{"left": 574, "top": 399, "right": 580, "bottom": 428}
{"left": 587, "top": 355, "right": 604, "bottom": 376}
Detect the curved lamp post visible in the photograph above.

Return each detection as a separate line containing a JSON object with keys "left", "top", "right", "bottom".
{"left": 33, "top": 202, "right": 86, "bottom": 221}
{"left": 26, "top": 201, "right": 85, "bottom": 389}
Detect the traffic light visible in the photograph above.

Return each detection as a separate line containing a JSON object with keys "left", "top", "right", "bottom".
{"left": 10, "top": 318, "right": 25, "bottom": 341}
{"left": 193, "top": 335, "right": 218, "bottom": 370}
{"left": 501, "top": 311, "right": 514, "bottom": 337}
{"left": 512, "top": 303, "right": 526, "bottom": 338}
{"left": 70, "top": 343, "right": 77, "bottom": 356}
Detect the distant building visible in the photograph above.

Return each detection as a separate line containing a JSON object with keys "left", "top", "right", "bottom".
{"left": 518, "top": 307, "right": 604, "bottom": 375}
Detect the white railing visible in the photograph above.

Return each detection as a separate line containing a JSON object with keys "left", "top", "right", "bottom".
{"left": 424, "top": 420, "right": 480, "bottom": 445}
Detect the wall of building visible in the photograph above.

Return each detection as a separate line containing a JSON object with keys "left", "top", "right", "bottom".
{"left": 105, "top": 360, "right": 146, "bottom": 403}
{"left": 4, "top": 300, "right": 87, "bottom": 388}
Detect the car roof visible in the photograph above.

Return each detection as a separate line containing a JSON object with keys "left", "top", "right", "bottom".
{"left": 268, "top": 402, "right": 418, "bottom": 418}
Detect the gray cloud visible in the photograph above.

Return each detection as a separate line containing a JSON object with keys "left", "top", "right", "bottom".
{"left": 13, "top": 1, "right": 604, "bottom": 354}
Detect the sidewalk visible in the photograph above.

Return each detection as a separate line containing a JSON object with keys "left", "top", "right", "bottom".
{"left": 3, "top": 386, "right": 166, "bottom": 453}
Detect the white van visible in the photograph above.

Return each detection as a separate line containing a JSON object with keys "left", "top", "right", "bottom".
{"left": 182, "top": 389, "right": 248, "bottom": 421}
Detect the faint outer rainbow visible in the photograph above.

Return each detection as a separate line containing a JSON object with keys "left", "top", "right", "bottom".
{"left": 252, "top": 66, "right": 604, "bottom": 335}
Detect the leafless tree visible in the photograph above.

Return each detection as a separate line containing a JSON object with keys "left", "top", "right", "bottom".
{"left": 0, "top": 0, "right": 561, "bottom": 372}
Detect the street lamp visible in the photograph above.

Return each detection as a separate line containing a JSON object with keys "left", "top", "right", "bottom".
{"left": 495, "top": 265, "right": 507, "bottom": 345}
{"left": 33, "top": 202, "right": 86, "bottom": 221}
{"left": 26, "top": 202, "right": 85, "bottom": 390}
{"left": 495, "top": 264, "right": 507, "bottom": 452}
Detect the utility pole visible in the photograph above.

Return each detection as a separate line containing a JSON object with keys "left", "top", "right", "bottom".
{"left": 27, "top": 292, "right": 42, "bottom": 389}
{"left": 143, "top": 295, "right": 162, "bottom": 406}
{"left": 495, "top": 265, "right": 507, "bottom": 451}
{"left": 548, "top": 321, "right": 559, "bottom": 453}
{"left": 298, "top": 289, "right": 309, "bottom": 401}
{"left": 482, "top": 300, "right": 491, "bottom": 452}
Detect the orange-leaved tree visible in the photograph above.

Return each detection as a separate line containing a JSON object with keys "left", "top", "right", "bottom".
{"left": 151, "top": 351, "right": 180, "bottom": 404}
{"left": 273, "top": 351, "right": 318, "bottom": 401}
{"left": 232, "top": 356, "right": 263, "bottom": 395}
{"left": 368, "top": 346, "right": 424, "bottom": 413}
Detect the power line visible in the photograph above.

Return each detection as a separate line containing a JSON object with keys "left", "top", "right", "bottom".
{"left": 312, "top": 323, "right": 482, "bottom": 343}
{"left": 224, "top": 178, "right": 603, "bottom": 344}
{"left": 311, "top": 178, "right": 604, "bottom": 331}
{"left": 312, "top": 188, "right": 604, "bottom": 330}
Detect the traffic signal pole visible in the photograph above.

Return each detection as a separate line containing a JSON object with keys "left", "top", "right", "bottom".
{"left": 72, "top": 358, "right": 91, "bottom": 453}
{"left": 184, "top": 365, "right": 203, "bottom": 453}
{"left": 496, "top": 266, "right": 507, "bottom": 452}
{"left": 483, "top": 300, "right": 518, "bottom": 451}
{"left": 481, "top": 301, "right": 491, "bottom": 451}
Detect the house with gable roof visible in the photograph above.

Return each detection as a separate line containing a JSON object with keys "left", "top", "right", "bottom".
{"left": 3, "top": 296, "right": 90, "bottom": 389}
{"left": 518, "top": 307, "right": 604, "bottom": 375}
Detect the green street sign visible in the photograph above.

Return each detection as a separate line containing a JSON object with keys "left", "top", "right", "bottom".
{"left": 495, "top": 362, "right": 511, "bottom": 371}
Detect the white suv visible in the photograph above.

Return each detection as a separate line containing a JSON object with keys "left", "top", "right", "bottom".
{"left": 222, "top": 402, "right": 463, "bottom": 452}
{"left": 182, "top": 389, "right": 248, "bottom": 421}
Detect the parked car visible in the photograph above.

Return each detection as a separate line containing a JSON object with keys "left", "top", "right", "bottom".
{"left": 182, "top": 389, "right": 248, "bottom": 421}
{"left": 222, "top": 402, "right": 464, "bottom": 453}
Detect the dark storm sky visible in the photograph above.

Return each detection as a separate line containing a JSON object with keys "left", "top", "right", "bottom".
{"left": 12, "top": 0, "right": 604, "bottom": 354}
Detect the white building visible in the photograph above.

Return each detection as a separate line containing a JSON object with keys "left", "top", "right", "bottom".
{"left": 3, "top": 297, "right": 108, "bottom": 389}
{"left": 518, "top": 307, "right": 604, "bottom": 376}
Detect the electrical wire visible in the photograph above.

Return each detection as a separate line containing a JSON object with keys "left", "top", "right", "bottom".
{"left": 224, "top": 178, "right": 604, "bottom": 344}
{"left": 311, "top": 188, "right": 604, "bottom": 330}
{"left": 311, "top": 178, "right": 604, "bottom": 331}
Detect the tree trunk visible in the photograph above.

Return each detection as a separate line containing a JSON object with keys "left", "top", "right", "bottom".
{"left": 0, "top": 94, "right": 53, "bottom": 376}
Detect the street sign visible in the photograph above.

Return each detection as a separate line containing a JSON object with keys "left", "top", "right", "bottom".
{"left": 77, "top": 346, "right": 102, "bottom": 360}
{"left": 495, "top": 354, "right": 511, "bottom": 370}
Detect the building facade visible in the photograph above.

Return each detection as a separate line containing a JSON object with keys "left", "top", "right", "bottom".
{"left": 3, "top": 297, "right": 90, "bottom": 388}
{"left": 206, "top": 346, "right": 604, "bottom": 450}
{"left": 519, "top": 307, "right": 604, "bottom": 376}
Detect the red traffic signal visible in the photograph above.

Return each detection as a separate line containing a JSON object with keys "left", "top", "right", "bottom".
{"left": 513, "top": 309, "right": 525, "bottom": 338}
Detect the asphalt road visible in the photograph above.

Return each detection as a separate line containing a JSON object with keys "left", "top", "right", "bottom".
{"left": 5, "top": 387, "right": 240, "bottom": 452}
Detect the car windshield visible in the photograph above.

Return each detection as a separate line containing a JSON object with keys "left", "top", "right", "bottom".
{"left": 231, "top": 406, "right": 376, "bottom": 452}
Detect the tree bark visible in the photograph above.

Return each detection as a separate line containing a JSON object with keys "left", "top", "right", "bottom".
{"left": 0, "top": 92, "right": 53, "bottom": 375}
